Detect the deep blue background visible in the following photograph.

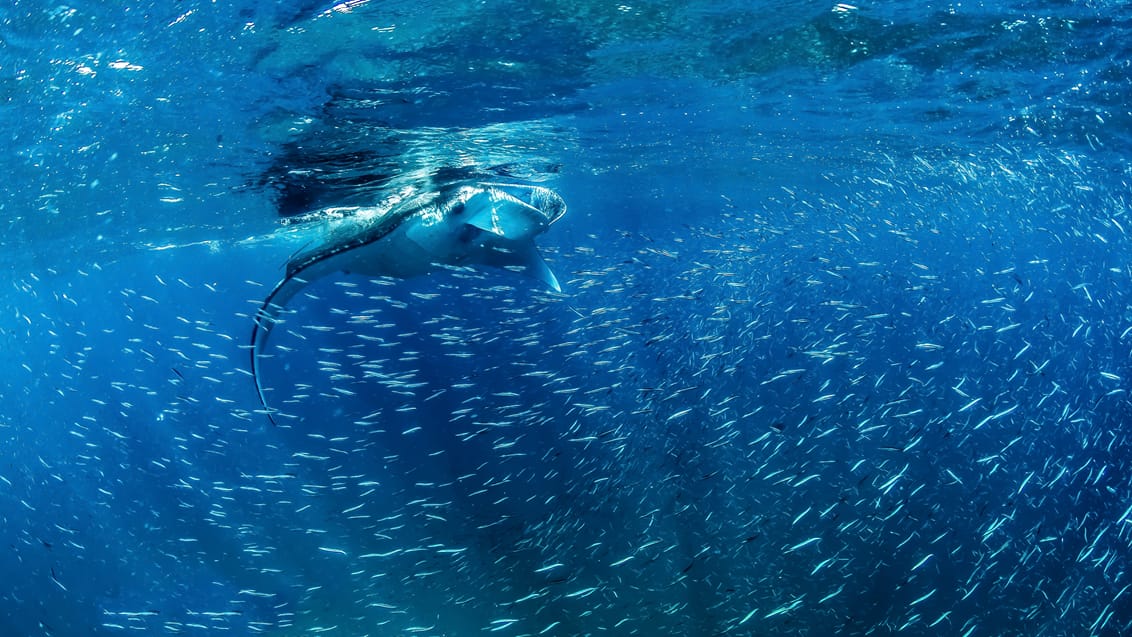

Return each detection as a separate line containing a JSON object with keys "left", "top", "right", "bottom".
{"left": 2, "top": 1, "right": 1132, "bottom": 636}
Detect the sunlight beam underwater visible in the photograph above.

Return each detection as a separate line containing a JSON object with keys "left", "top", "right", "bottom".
{"left": 250, "top": 180, "right": 567, "bottom": 424}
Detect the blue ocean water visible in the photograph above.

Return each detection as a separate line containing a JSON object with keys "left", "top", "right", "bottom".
{"left": 2, "top": 1, "right": 1132, "bottom": 635}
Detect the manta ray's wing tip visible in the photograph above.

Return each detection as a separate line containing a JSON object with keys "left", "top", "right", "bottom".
{"left": 545, "top": 265, "right": 563, "bottom": 293}
{"left": 533, "top": 249, "right": 562, "bottom": 293}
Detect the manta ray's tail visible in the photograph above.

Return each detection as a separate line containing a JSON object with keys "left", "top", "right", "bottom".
{"left": 250, "top": 274, "right": 310, "bottom": 425}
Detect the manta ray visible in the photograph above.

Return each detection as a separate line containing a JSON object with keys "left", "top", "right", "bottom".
{"left": 250, "top": 179, "right": 567, "bottom": 423}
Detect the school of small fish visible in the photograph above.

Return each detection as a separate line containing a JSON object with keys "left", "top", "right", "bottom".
{"left": 3, "top": 147, "right": 1129, "bottom": 636}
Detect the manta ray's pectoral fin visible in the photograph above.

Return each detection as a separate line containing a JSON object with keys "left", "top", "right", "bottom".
{"left": 484, "top": 242, "right": 562, "bottom": 293}
{"left": 526, "top": 249, "right": 562, "bottom": 292}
